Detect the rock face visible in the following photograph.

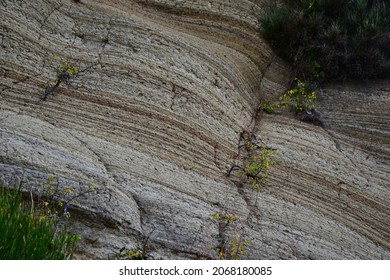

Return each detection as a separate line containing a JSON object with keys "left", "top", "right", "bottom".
{"left": 0, "top": 0, "right": 389, "bottom": 259}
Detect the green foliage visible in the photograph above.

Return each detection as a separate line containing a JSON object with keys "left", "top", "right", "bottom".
{"left": 240, "top": 146, "right": 279, "bottom": 189}
{"left": 279, "top": 78, "right": 316, "bottom": 111}
{"left": 230, "top": 131, "right": 280, "bottom": 190}
{"left": 259, "top": 0, "right": 390, "bottom": 80}
{"left": 260, "top": 78, "right": 316, "bottom": 113}
{"left": 41, "top": 175, "right": 95, "bottom": 219}
{"left": 118, "top": 247, "right": 148, "bottom": 260}
{"left": 56, "top": 61, "right": 78, "bottom": 83}
{"left": 117, "top": 230, "right": 155, "bottom": 260}
{"left": 42, "top": 61, "right": 79, "bottom": 100}
{"left": 259, "top": 101, "right": 275, "bottom": 114}
{"left": 210, "top": 213, "right": 237, "bottom": 224}
{"left": 209, "top": 213, "right": 250, "bottom": 260}
{"left": 0, "top": 187, "right": 79, "bottom": 260}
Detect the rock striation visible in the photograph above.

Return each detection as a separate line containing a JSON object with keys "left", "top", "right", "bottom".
{"left": 0, "top": 0, "right": 389, "bottom": 259}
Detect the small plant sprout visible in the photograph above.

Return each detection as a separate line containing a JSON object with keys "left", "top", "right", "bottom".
{"left": 231, "top": 147, "right": 279, "bottom": 189}
{"left": 117, "top": 230, "right": 155, "bottom": 260}
{"left": 279, "top": 78, "right": 316, "bottom": 112}
{"left": 42, "top": 61, "right": 78, "bottom": 101}
{"left": 259, "top": 101, "right": 276, "bottom": 114}
{"left": 118, "top": 247, "right": 146, "bottom": 260}
{"left": 260, "top": 78, "right": 316, "bottom": 114}
{"left": 259, "top": 78, "right": 322, "bottom": 125}
{"left": 56, "top": 61, "right": 78, "bottom": 83}
{"left": 209, "top": 212, "right": 250, "bottom": 260}
{"left": 238, "top": 131, "right": 262, "bottom": 152}
{"left": 98, "top": 35, "right": 109, "bottom": 44}
{"left": 210, "top": 213, "right": 237, "bottom": 224}
{"left": 230, "top": 131, "right": 280, "bottom": 190}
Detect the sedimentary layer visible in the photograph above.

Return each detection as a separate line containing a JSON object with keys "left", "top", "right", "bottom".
{"left": 0, "top": 0, "right": 389, "bottom": 259}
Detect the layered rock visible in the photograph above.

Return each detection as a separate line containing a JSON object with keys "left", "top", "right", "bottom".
{"left": 0, "top": 0, "right": 389, "bottom": 259}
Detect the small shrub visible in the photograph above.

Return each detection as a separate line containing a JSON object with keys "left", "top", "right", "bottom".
{"left": 259, "top": 78, "right": 322, "bottom": 126}
{"left": 209, "top": 213, "right": 250, "bottom": 260}
{"left": 259, "top": 101, "right": 275, "bottom": 114}
{"left": 42, "top": 61, "right": 78, "bottom": 100}
{"left": 229, "top": 132, "right": 280, "bottom": 190}
{"left": 279, "top": 78, "right": 316, "bottom": 112}
{"left": 116, "top": 229, "right": 155, "bottom": 260}
{"left": 118, "top": 247, "right": 149, "bottom": 260}
{"left": 56, "top": 61, "right": 78, "bottom": 84}
{"left": 239, "top": 147, "right": 279, "bottom": 189}
{"left": 40, "top": 175, "right": 95, "bottom": 219}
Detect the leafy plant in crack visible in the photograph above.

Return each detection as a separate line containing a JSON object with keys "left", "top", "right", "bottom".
{"left": 229, "top": 148, "right": 279, "bottom": 189}
{"left": 279, "top": 78, "right": 316, "bottom": 112}
{"left": 209, "top": 212, "right": 250, "bottom": 260}
{"left": 260, "top": 78, "right": 316, "bottom": 113}
{"left": 259, "top": 78, "right": 323, "bottom": 126}
{"left": 117, "top": 230, "right": 155, "bottom": 260}
{"left": 259, "top": 101, "right": 276, "bottom": 114}
{"left": 42, "top": 61, "right": 78, "bottom": 101}
{"left": 229, "top": 131, "right": 280, "bottom": 190}
{"left": 237, "top": 130, "right": 262, "bottom": 152}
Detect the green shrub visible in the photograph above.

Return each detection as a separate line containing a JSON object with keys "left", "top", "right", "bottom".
{"left": 260, "top": 78, "right": 317, "bottom": 114}
{"left": 41, "top": 175, "right": 95, "bottom": 219}
{"left": 279, "top": 78, "right": 316, "bottom": 111}
{"left": 116, "top": 230, "right": 155, "bottom": 260}
{"left": 0, "top": 187, "right": 79, "bottom": 259}
{"left": 229, "top": 131, "right": 280, "bottom": 189}
{"left": 259, "top": 0, "right": 390, "bottom": 81}
{"left": 42, "top": 61, "right": 78, "bottom": 100}
{"left": 209, "top": 213, "right": 250, "bottom": 260}
{"left": 259, "top": 101, "right": 276, "bottom": 114}
{"left": 239, "top": 147, "right": 279, "bottom": 189}
{"left": 118, "top": 247, "right": 148, "bottom": 260}
{"left": 56, "top": 61, "right": 78, "bottom": 84}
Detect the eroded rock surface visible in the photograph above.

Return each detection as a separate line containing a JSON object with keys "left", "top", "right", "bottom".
{"left": 0, "top": 0, "right": 389, "bottom": 259}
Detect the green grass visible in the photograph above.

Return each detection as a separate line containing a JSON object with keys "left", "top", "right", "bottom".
{"left": 0, "top": 187, "right": 79, "bottom": 260}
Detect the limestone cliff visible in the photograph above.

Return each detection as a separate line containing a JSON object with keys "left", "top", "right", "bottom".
{"left": 0, "top": 0, "right": 389, "bottom": 259}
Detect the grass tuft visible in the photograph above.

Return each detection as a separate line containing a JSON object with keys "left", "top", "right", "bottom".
{"left": 0, "top": 187, "right": 79, "bottom": 260}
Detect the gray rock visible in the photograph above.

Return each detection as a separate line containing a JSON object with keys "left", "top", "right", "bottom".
{"left": 0, "top": 0, "right": 389, "bottom": 259}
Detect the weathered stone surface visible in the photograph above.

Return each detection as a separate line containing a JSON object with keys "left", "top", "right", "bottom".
{"left": 0, "top": 0, "right": 389, "bottom": 259}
